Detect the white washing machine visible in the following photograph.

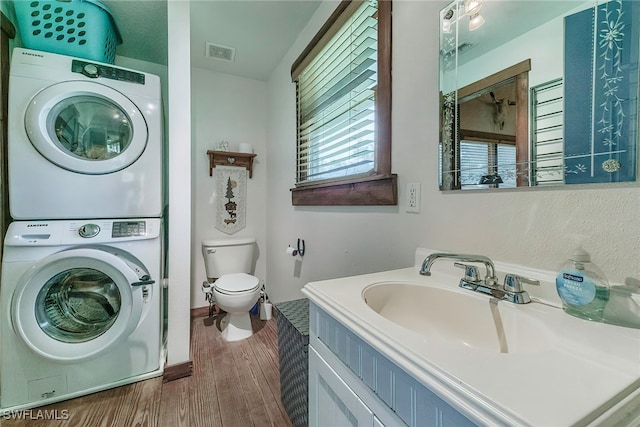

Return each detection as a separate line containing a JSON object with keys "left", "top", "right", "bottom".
{"left": 8, "top": 48, "right": 163, "bottom": 220}
{"left": 0, "top": 218, "right": 164, "bottom": 411}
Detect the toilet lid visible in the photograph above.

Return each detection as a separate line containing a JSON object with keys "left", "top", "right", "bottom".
{"left": 214, "top": 273, "right": 260, "bottom": 293}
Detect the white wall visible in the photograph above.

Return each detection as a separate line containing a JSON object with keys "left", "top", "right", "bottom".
{"left": 166, "top": 0, "right": 191, "bottom": 366}
{"left": 191, "top": 67, "right": 267, "bottom": 308}
{"left": 265, "top": 0, "right": 640, "bottom": 304}
{"left": 457, "top": 15, "right": 564, "bottom": 90}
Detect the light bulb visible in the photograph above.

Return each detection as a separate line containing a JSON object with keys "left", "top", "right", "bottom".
{"left": 464, "top": 0, "right": 483, "bottom": 16}
{"left": 442, "top": 19, "right": 452, "bottom": 33}
{"left": 469, "top": 13, "right": 485, "bottom": 31}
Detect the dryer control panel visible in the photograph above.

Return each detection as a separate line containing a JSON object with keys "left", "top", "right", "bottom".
{"left": 2, "top": 219, "right": 161, "bottom": 248}
{"left": 112, "top": 221, "right": 147, "bottom": 238}
{"left": 72, "top": 60, "right": 145, "bottom": 85}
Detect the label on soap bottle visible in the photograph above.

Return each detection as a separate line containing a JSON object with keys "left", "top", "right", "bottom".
{"left": 556, "top": 270, "right": 596, "bottom": 306}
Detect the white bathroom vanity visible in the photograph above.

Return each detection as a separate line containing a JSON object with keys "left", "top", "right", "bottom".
{"left": 302, "top": 248, "right": 640, "bottom": 426}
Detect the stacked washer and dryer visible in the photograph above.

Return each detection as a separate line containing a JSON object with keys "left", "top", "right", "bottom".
{"left": 1, "top": 48, "right": 165, "bottom": 411}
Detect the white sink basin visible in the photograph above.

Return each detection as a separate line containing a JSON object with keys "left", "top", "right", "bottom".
{"left": 362, "top": 282, "right": 554, "bottom": 354}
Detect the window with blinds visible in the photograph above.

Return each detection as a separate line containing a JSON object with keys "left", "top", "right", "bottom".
{"left": 459, "top": 141, "right": 516, "bottom": 189}
{"left": 530, "top": 78, "right": 564, "bottom": 186}
{"left": 295, "top": 1, "right": 378, "bottom": 185}
{"left": 290, "top": 0, "right": 394, "bottom": 206}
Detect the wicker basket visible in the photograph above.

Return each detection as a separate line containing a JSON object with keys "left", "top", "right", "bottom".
{"left": 14, "top": 0, "right": 122, "bottom": 64}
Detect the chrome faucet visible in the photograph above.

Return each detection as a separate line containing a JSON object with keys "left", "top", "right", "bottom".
{"left": 420, "top": 252, "right": 498, "bottom": 287}
{"left": 419, "top": 252, "right": 538, "bottom": 304}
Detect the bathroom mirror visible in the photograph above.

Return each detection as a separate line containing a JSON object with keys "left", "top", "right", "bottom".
{"left": 439, "top": 0, "right": 639, "bottom": 190}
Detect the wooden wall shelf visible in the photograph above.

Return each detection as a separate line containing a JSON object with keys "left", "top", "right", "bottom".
{"left": 207, "top": 150, "right": 257, "bottom": 178}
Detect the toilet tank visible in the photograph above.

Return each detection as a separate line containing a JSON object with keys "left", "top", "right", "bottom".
{"left": 202, "top": 237, "right": 256, "bottom": 280}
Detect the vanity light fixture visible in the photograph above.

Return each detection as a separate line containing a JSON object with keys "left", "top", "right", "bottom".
{"left": 443, "top": 19, "right": 451, "bottom": 33}
{"left": 442, "top": 8, "right": 455, "bottom": 33}
{"left": 468, "top": 13, "right": 485, "bottom": 31}
{"left": 464, "top": 0, "right": 483, "bottom": 16}
{"left": 442, "top": 1, "right": 485, "bottom": 34}
{"left": 463, "top": 0, "right": 484, "bottom": 31}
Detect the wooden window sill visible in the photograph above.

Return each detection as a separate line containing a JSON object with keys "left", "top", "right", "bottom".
{"left": 291, "top": 174, "right": 398, "bottom": 206}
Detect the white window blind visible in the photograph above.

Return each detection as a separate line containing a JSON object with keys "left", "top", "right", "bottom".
{"left": 295, "top": 1, "right": 378, "bottom": 185}
{"left": 459, "top": 141, "right": 516, "bottom": 189}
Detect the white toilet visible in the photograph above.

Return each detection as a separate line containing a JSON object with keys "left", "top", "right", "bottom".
{"left": 202, "top": 237, "right": 261, "bottom": 342}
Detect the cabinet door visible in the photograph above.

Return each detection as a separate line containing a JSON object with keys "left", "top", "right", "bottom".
{"left": 309, "top": 346, "right": 374, "bottom": 427}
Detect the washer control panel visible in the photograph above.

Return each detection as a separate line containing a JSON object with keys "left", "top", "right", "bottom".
{"left": 112, "top": 221, "right": 147, "bottom": 238}
{"left": 71, "top": 59, "right": 146, "bottom": 84}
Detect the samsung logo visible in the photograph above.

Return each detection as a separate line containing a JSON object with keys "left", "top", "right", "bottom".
{"left": 22, "top": 51, "right": 44, "bottom": 58}
{"left": 26, "top": 224, "right": 48, "bottom": 228}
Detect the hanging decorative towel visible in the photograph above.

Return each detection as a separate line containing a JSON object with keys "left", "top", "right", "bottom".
{"left": 215, "top": 166, "right": 247, "bottom": 234}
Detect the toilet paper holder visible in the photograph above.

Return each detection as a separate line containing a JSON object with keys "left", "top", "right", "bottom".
{"left": 287, "top": 238, "right": 305, "bottom": 257}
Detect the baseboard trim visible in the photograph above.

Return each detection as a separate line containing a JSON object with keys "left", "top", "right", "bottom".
{"left": 162, "top": 361, "right": 193, "bottom": 382}
{"left": 191, "top": 306, "right": 210, "bottom": 319}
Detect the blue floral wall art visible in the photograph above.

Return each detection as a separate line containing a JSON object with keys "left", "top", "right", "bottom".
{"left": 564, "top": 0, "right": 639, "bottom": 184}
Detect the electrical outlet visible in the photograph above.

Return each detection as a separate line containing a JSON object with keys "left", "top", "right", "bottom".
{"left": 407, "top": 182, "right": 420, "bottom": 213}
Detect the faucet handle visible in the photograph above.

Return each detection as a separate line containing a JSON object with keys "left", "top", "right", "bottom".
{"left": 503, "top": 274, "right": 540, "bottom": 293}
{"left": 454, "top": 262, "right": 481, "bottom": 283}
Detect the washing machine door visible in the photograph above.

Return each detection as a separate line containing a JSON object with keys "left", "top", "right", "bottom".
{"left": 11, "top": 248, "right": 150, "bottom": 362}
{"left": 24, "top": 81, "right": 148, "bottom": 175}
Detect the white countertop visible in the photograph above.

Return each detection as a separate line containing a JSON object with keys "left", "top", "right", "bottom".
{"left": 302, "top": 249, "right": 640, "bottom": 426}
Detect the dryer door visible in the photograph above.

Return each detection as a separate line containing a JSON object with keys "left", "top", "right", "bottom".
{"left": 24, "top": 81, "right": 148, "bottom": 175}
{"left": 11, "top": 248, "right": 149, "bottom": 362}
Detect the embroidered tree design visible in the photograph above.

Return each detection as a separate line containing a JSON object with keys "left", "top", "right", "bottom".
{"left": 225, "top": 177, "right": 235, "bottom": 201}
{"left": 224, "top": 177, "right": 237, "bottom": 224}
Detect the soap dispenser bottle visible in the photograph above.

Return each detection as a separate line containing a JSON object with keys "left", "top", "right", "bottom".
{"left": 556, "top": 247, "right": 610, "bottom": 321}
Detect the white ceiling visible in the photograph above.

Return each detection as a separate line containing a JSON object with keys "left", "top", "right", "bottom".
{"left": 450, "top": 1, "right": 586, "bottom": 65}
{"left": 102, "top": 0, "right": 321, "bottom": 81}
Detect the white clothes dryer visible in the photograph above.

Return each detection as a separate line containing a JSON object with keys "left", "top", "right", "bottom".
{"left": 8, "top": 48, "right": 163, "bottom": 220}
{"left": 0, "top": 218, "right": 163, "bottom": 411}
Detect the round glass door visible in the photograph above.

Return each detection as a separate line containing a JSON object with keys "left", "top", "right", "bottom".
{"left": 25, "top": 81, "right": 148, "bottom": 175}
{"left": 50, "top": 95, "right": 133, "bottom": 161}
{"left": 35, "top": 267, "right": 122, "bottom": 343}
{"left": 11, "top": 248, "right": 144, "bottom": 362}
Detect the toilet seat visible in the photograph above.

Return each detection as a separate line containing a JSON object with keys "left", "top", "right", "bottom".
{"left": 214, "top": 273, "right": 260, "bottom": 295}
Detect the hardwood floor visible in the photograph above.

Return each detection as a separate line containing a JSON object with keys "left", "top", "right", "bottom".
{"left": 2, "top": 314, "right": 292, "bottom": 427}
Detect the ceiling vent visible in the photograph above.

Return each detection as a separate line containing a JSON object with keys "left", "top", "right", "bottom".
{"left": 206, "top": 42, "right": 236, "bottom": 62}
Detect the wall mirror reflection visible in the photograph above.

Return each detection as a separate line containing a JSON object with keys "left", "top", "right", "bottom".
{"left": 439, "top": 0, "right": 639, "bottom": 191}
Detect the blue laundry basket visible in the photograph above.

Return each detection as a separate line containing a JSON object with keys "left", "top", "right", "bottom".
{"left": 14, "top": 0, "right": 122, "bottom": 64}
